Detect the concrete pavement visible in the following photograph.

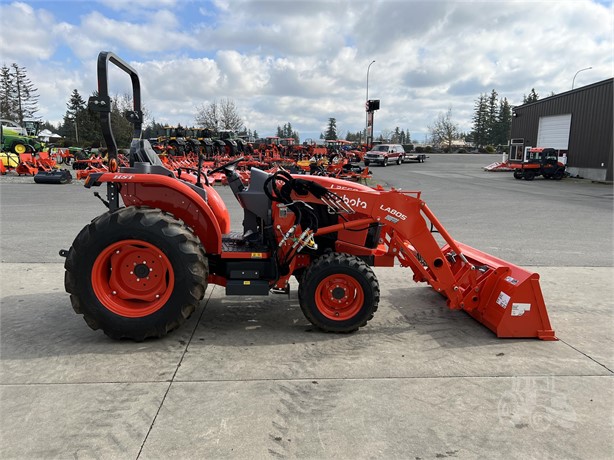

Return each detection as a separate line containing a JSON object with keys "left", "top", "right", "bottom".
{"left": 1, "top": 263, "right": 612, "bottom": 459}
{"left": 1, "top": 158, "right": 613, "bottom": 459}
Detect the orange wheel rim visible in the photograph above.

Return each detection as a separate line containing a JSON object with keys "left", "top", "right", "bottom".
{"left": 91, "top": 240, "right": 174, "bottom": 317}
{"left": 314, "top": 274, "right": 364, "bottom": 321}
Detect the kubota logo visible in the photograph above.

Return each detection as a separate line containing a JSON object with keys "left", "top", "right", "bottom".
{"left": 379, "top": 205, "right": 407, "bottom": 220}
{"left": 341, "top": 195, "right": 367, "bottom": 209}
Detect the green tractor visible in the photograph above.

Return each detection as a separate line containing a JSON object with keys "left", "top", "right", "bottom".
{"left": 1, "top": 119, "right": 43, "bottom": 154}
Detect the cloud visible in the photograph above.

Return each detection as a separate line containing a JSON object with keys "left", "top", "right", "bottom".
{"left": 98, "top": 0, "right": 179, "bottom": 13}
{"left": 73, "top": 10, "right": 197, "bottom": 57}
{"left": 2, "top": 0, "right": 612, "bottom": 140}
{"left": 0, "top": 2, "right": 57, "bottom": 62}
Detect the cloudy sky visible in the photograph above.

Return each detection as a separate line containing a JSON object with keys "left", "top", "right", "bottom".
{"left": 1, "top": 0, "right": 612, "bottom": 142}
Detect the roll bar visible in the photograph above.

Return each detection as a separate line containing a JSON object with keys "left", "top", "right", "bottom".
{"left": 87, "top": 51, "right": 143, "bottom": 164}
{"left": 87, "top": 52, "right": 144, "bottom": 210}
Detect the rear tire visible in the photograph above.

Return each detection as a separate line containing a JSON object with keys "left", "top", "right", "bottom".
{"left": 298, "top": 253, "right": 379, "bottom": 332}
{"left": 364, "top": 160, "right": 370, "bottom": 167}
{"left": 513, "top": 170, "right": 523, "bottom": 180}
{"left": 524, "top": 171, "right": 535, "bottom": 181}
{"left": 64, "top": 206, "right": 208, "bottom": 340}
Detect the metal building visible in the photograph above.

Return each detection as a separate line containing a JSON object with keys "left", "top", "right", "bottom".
{"left": 509, "top": 78, "right": 613, "bottom": 181}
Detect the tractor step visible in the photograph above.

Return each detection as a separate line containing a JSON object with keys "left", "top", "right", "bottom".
{"left": 226, "top": 279, "right": 270, "bottom": 296}
{"left": 222, "top": 232, "right": 270, "bottom": 256}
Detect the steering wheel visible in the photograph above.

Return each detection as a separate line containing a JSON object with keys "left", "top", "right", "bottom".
{"left": 209, "top": 157, "right": 244, "bottom": 175}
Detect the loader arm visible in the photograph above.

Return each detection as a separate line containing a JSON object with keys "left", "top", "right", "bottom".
{"left": 286, "top": 177, "right": 556, "bottom": 340}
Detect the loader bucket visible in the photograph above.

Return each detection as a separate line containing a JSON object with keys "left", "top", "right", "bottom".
{"left": 446, "top": 242, "right": 556, "bottom": 340}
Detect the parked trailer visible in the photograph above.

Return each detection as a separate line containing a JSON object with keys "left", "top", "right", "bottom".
{"left": 402, "top": 152, "right": 428, "bottom": 163}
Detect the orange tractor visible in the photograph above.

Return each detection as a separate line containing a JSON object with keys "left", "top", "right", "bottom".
{"left": 61, "top": 52, "right": 556, "bottom": 341}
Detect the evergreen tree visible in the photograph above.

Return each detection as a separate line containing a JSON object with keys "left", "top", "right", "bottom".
{"left": 523, "top": 88, "right": 539, "bottom": 104}
{"left": 81, "top": 91, "right": 104, "bottom": 146}
{"left": 392, "top": 127, "right": 401, "bottom": 143}
{"left": 324, "top": 118, "right": 337, "bottom": 140}
{"left": 110, "top": 93, "right": 138, "bottom": 148}
{"left": 471, "top": 93, "right": 488, "bottom": 148}
{"left": 143, "top": 119, "right": 166, "bottom": 139}
{"left": 62, "top": 89, "right": 86, "bottom": 143}
{"left": 0, "top": 65, "right": 14, "bottom": 120}
{"left": 345, "top": 131, "right": 362, "bottom": 142}
{"left": 66, "top": 89, "right": 85, "bottom": 118}
{"left": 276, "top": 122, "right": 299, "bottom": 142}
{"left": 494, "top": 97, "right": 512, "bottom": 146}
{"left": 484, "top": 89, "right": 499, "bottom": 146}
{"left": 470, "top": 90, "right": 513, "bottom": 148}
{"left": 401, "top": 129, "right": 411, "bottom": 144}
{"left": 11, "top": 64, "right": 39, "bottom": 125}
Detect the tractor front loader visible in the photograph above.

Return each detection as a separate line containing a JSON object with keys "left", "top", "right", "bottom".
{"left": 61, "top": 52, "right": 556, "bottom": 341}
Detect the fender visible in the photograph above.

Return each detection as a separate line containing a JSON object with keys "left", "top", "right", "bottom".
{"left": 88, "top": 172, "right": 223, "bottom": 254}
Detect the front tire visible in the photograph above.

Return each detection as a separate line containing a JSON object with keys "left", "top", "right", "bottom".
{"left": 64, "top": 206, "right": 208, "bottom": 340}
{"left": 298, "top": 253, "right": 379, "bottom": 332}
{"left": 12, "top": 142, "right": 26, "bottom": 154}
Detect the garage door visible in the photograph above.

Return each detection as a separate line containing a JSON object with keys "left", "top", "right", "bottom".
{"left": 536, "top": 114, "right": 571, "bottom": 149}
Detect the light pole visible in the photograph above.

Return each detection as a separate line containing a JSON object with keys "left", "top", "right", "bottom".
{"left": 69, "top": 116, "right": 79, "bottom": 143}
{"left": 572, "top": 67, "right": 592, "bottom": 89}
{"left": 365, "top": 60, "right": 375, "bottom": 144}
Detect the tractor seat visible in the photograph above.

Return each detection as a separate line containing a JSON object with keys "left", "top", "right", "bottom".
{"left": 131, "top": 139, "right": 166, "bottom": 168}
{"left": 127, "top": 138, "right": 208, "bottom": 203}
